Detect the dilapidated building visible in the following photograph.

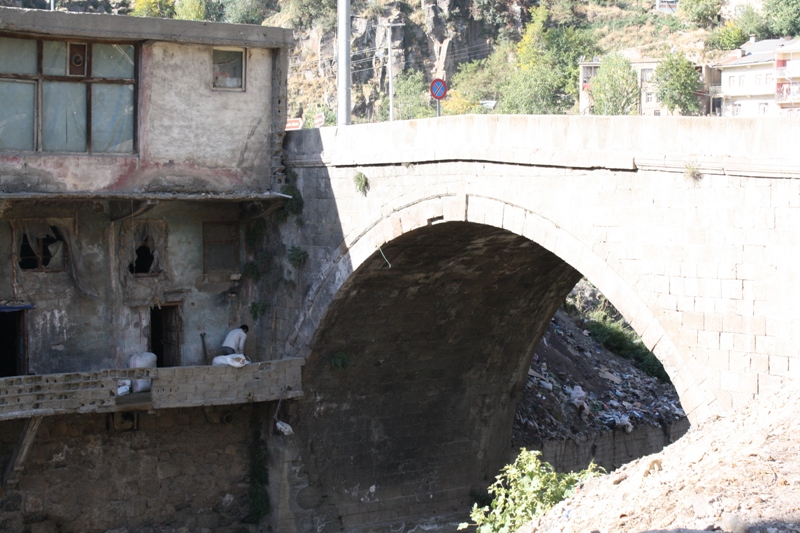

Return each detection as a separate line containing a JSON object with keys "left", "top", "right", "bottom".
{"left": 0, "top": 8, "right": 303, "bottom": 531}
{"left": 0, "top": 7, "right": 292, "bottom": 374}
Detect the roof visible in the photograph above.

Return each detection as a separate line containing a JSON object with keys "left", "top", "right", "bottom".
{"left": 715, "top": 37, "right": 800, "bottom": 68}
{"left": 0, "top": 6, "right": 293, "bottom": 48}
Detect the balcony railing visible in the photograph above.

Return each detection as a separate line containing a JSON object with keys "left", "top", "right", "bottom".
{"left": 0, "top": 358, "right": 304, "bottom": 421}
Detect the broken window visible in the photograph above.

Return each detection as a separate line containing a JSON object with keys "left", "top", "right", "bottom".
{"left": 12, "top": 218, "right": 99, "bottom": 299}
{"left": 0, "top": 37, "right": 136, "bottom": 153}
{"left": 213, "top": 48, "right": 245, "bottom": 90}
{"left": 203, "top": 222, "right": 239, "bottom": 273}
{"left": 119, "top": 220, "right": 170, "bottom": 307}
{"left": 18, "top": 226, "right": 66, "bottom": 272}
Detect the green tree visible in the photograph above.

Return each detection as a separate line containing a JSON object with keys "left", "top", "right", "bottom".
{"left": 131, "top": 0, "right": 175, "bottom": 17}
{"left": 679, "top": 0, "right": 720, "bottom": 27}
{"left": 459, "top": 450, "right": 602, "bottom": 533}
{"left": 654, "top": 52, "right": 703, "bottom": 115}
{"left": 221, "top": 0, "right": 274, "bottom": 24}
{"left": 377, "top": 70, "right": 435, "bottom": 121}
{"left": 735, "top": 6, "right": 770, "bottom": 40}
{"left": 706, "top": 21, "right": 748, "bottom": 50}
{"left": 590, "top": 53, "right": 640, "bottom": 115}
{"left": 497, "top": 63, "right": 569, "bottom": 114}
{"left": 175, "top": 0, "right": 207, "bottom": 20}
{"left": 764, "top": 0, "right": 800, "bottom": 36}
{"left": 443, "top": 41, "right": 515, "bottom": 115}
{"left": 507, "top": 6, "right": 601, "bottom": 113}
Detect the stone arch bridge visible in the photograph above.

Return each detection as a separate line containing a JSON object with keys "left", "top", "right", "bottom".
{"left": 270, "top": 115, "right": 800, "bottom": 532}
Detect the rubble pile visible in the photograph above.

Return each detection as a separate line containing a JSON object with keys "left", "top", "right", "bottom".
{"left": 512, "top": 304, "right": 686, "bottom": 449}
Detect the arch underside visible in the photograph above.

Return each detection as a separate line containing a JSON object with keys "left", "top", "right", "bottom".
{"left": 294, "top": 223, "right": 581, "bottom": 531}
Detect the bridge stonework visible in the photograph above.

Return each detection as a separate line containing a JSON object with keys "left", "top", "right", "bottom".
{"left": 270, "top": 116, "right": 800, "bottom": 532}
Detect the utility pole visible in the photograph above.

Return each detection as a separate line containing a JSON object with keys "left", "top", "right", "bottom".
{"left": 337, "top": 0, "right": 350, "bottom": 126}
{"left": 378, "top": 23, "right": 405, "bottom": 122}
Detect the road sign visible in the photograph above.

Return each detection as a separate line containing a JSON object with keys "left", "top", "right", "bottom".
{"left": 314, "top": 113, "right": 325, "bottom": 128}
{"left": 285, "top": 118, "right": 303, "bottom": 131}
{"left": 430, "top": 78, "right": 447, "bottom": 100}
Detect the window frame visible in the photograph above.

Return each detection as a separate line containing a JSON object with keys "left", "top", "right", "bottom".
{"left": 212, "top": 47, "right": 246, "bottom": 92}
{"left": 202, "top": 221, "right": 240, "bottom": 274}
{"left": 18, "top": 225, "right": 67, "bottom": 273}
{"left": 0, "top": 33, "right": 139, "bottom": 154}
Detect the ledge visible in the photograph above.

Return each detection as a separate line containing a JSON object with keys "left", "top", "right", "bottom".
{"left": 0, "top": 358, "right": 304, "bottom": 421}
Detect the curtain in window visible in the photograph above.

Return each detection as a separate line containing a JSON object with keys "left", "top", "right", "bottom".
{"left": 118, "top": 219, "right": 170, "bottom": 306}
{"left": 12, "top": 218, "right": 100, "bottom": 299}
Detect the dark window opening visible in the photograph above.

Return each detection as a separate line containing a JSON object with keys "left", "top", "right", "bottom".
{"left": 19, "top": 226, "right": 66, "bottom": 272}
{"left": 129, "top": 241, "right": 155, "bottom": 275}
{"left": 203, "top": 222, "right": 239, "bottom": 273}
{"left": 150, "top": 305, "right": 181, "bottom": 367}
{"left": 0, "top": 311, "right": 26, "bottom": 377}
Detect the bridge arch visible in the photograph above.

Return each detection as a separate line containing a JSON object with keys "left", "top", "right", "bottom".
{"left": 286, "top": 188, "right": 715, "bottom": 420}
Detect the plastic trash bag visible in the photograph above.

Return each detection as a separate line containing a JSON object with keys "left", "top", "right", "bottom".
{"left": 212, "top": 354, "right": 248, "bottom": 367}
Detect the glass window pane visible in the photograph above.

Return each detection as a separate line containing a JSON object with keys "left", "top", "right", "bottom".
{"left": 43, "top": 82, "right": 87, "bottom": 152}
{"left": 0, "top": 37, "right": 37, "bottom": 75}
{"left": 91, "top": 83, "right": 134, "bottom": 153}
{"left": 92, "top": 44, "right": 135, "bottom": 79}
{"left": 43, "top": 41, "right": 67, "bottom": 76}
{"left": 0, "top": 81, "right": 35, "bottom": 151}
{"left": 213, "top": 50, "right": 243, "bottom": 89}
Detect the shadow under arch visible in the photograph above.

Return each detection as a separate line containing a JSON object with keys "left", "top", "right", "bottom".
{"left": 283, "top": 195, "right": 713, "bottom": 531}
{"left": 286, "top": 191, "right": 716, "bottom": 422}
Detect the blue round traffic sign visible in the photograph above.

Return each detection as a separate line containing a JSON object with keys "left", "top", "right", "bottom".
{"left": 430, "top": 78, "right": 447, "bottom": 100}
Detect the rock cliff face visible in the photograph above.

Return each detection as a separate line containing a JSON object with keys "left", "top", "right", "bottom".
{"left": 287, "top": 0, "right": 527, "bottom": 120}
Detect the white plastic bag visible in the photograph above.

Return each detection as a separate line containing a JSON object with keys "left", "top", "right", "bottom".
{"left": 212, "top": 354, "right": 248, "bottom": 368}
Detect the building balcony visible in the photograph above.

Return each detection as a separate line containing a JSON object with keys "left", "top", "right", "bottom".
{"left": 0, "top": 358, "right": 304, "bottom": 422}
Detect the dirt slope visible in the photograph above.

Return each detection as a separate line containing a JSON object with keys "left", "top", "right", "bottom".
{"left": 522, "top": 378, "right": 800, "bottom": 533}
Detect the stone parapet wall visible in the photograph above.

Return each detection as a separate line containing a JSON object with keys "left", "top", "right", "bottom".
{"left": 0, "top": 358, "right": 304, "bottom": 421}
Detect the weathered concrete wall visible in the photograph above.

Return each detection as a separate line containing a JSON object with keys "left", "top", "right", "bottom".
{"left": 0, "top": 403, "right": 270, "bottom": 532}
{"left": 0, "top": 200, "right": 268, "bottom": 375}
{"left": 0, "top": 7, "right": 290, "bottom": 194}
{"left": 139, "top": 43, "right": 273, "bottom": 182}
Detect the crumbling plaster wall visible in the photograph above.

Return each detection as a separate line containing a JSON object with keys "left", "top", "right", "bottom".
{"left": 139, "top": 43, "right": 274, "bottom": 184}
{"left": 0, "top": 42, "right": 277, "bottom": 195}
{"left": 1, "top": 200, "right": 255, "bottom": 375}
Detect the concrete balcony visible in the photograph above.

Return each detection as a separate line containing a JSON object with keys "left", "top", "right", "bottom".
{"left": 0, "top": 358, "right": 304, "bottom": 422}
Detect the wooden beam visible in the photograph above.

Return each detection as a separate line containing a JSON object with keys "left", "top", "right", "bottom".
{"left": 2, "top": 416, "right": 43, "bottom": 489}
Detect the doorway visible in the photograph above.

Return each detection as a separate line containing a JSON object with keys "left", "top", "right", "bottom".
{"left": 150, "top": 305, "right": 181, "bottom": 367}
{"left": 0, "top": 310, "right": 26, "bottom": 377}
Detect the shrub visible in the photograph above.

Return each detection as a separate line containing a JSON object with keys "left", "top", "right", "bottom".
{"left": 287, "top": 246, "right": 308, "bottom": 268}
{"left": 679, "top": 0, "right": 720, "bottom": 27}
{"left": 707, "top": 21, "right": 748, "bottom": 50}
{"left": 585, "top": 308, "right": 671, "bottom": 382}
{"left": 459, "top": 450, "right": 603, "bottom": 533}
{"left": 131, "top": 0, "right": 175, "bottom": 17}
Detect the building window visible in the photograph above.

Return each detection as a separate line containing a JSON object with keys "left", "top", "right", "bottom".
{"left": 755, "top": 74, "right": 763, "bottom": 85}
{"left": 728, "top": 76, "right": 736, "bottom": 87}
{"left": 766, "top": 73, "right": 773, "bottom": 86}
{"left": 213, "top": 49, "right": 245, "bottom": 90}
{"left": 759, "top": 103, "right": 769, "bottom": 115}
{"left": 645, "top": 92, "right": 654, "bottom": 103}
{"left": 18, "top": 226, "right": 66, "bottom": 271}
{"left": 732, "top": 103, "right": 742, "bottom": 116}
{"left": 739, "top": 75, "right": 746, "bottom": 86}
{"left": 203, "top": 222, "right": 239, "bottom": 273}
{"left": 641, "top": 69, "right": 654, "bottom": 82}
{"left": 653, "top": 110, "right": 661, "bottom": 116}
{"left": 0, "top": 37, "right": 137, "bottom": 153}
